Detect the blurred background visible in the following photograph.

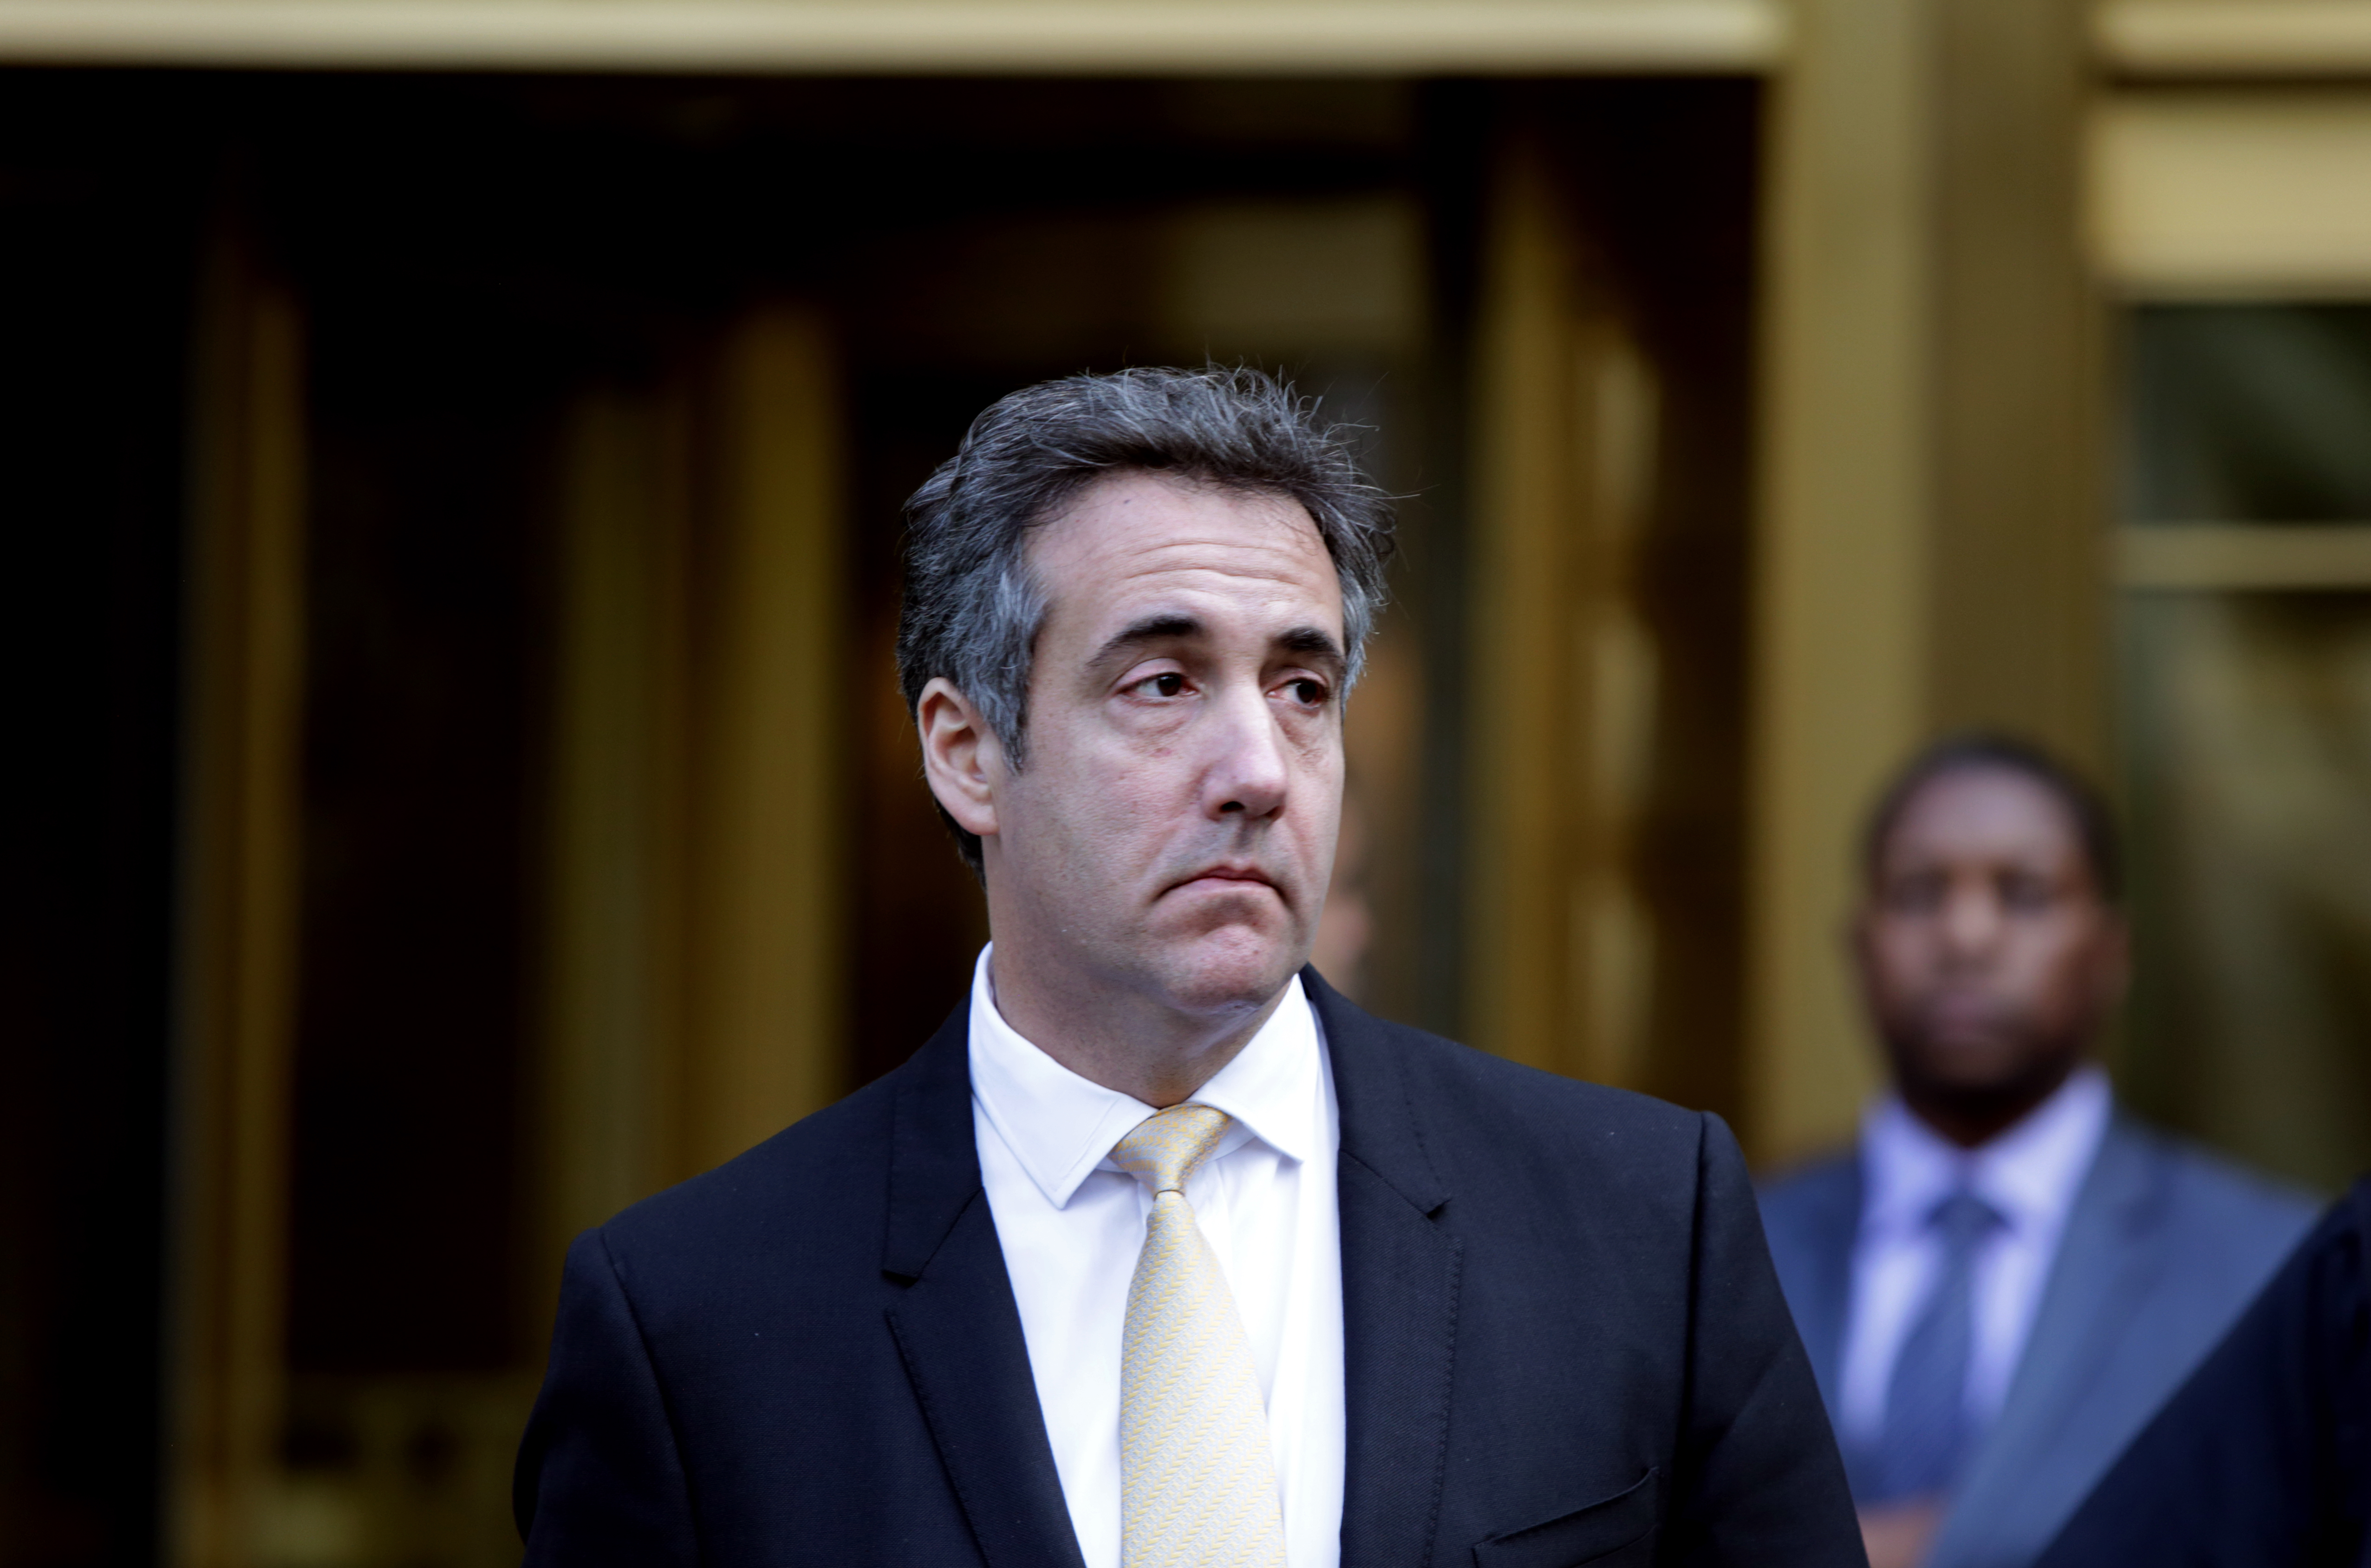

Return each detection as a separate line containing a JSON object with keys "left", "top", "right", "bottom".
{"left": 6, "top": 0, "right": 2371, "bottom": 1561}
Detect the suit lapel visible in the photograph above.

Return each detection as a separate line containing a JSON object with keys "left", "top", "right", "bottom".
{"left": 1930, "top": 1118, "right": 2169, "bottom": 1568}
{"left": 1310, "top": 971, "right": 1464, "bottom": 1568}
{"left": 882, "top": 1002, "right": 1087, "bottom": 1568}
{"left": 885, "top": 972, "right": 1464, "bottom": 1568}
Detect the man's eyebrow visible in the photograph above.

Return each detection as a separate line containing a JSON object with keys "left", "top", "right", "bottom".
{"left": 1276, "top": 625, "right": 1346, "bottom": 666}
{"left": 1089, "top": 612, "right": 1203, "bottom": 668}
{"left": 1086, "top": 615, "right": 1346, "bottom": 670}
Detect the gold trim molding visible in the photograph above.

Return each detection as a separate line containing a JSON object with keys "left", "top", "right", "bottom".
{"left": 2099, "top": 0, "right": 2371, "bottom": 77}
{"left": 2119, "top": 526, "right": 2371, "bottom": 591}
{"left": 2089, "top": 93, "right": 2371, "bottom": 297}
{"left": 0, "top": 0, "right": 1784, "bottom": 72}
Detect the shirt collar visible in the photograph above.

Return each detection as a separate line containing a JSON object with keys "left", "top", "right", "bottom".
{"left": 966, "top": 943, "right": 1324, "bottom": 1210}
{"left": 1859, "top": 1064, "right": 2113, "bottom": 1241}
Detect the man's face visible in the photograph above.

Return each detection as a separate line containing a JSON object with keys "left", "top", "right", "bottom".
{"left": 1855, "top": 767, "right": 2127, "bottom": 1112}
{"left": 985, "top": 471, "right": 1346, "bottom": 1023}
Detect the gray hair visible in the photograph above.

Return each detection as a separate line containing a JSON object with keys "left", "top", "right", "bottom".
{"left": 897, "top": 364, "right": 1395, "bottom": 872}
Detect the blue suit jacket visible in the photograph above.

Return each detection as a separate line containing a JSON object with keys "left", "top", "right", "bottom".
{"left": 516, "top": 971, "right": 1864, "bottom": 1567}
{"left": 1758, "top": 1112, "right": 2317, "bottom": 1568}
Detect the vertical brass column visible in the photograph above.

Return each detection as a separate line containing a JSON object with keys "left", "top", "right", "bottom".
{"left": 677, "top": 308, "right": 849, "bottom": 1177}
{"left": 1466, "top": 142, "right": 1665, "bottom": 1088}
{"left": 1749, "top": 0, "right": 2101, "bottom": 1163}
{"left": 1750, "top": 0, "right": 1935, "bottom": 1164}
{"left": 1926, "top": 0, "right": 2104, "bottom": 755}
{"left": 1467, "top": 143, "right": 1589, "bottom": 1076}
{"left": 542, "top": 384, "right": 690, "bottom": 1262}
{"left": 537, "top": 306, "right": 847, "bottom": 1302}
{"left": 168, "top": 226, "right": 308, "bottom": 1568}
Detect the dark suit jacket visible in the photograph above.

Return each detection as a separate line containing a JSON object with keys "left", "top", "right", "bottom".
{"left": 515, "top": 971, "right": 1861, "bottom": 1567}
{"left": 1758, "top": 1115, "right": 2317, "bottom": 1568}
{"left": 2033, "top": 1180, "right": 2371, "bottom": 1568}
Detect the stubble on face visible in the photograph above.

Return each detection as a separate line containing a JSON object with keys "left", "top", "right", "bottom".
{"left": 980, "top": 470, "right": 1347, "bottom": 1091}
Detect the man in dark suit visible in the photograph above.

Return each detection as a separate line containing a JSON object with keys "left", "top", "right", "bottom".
{"left": 515, "top": 365, "right": 1862, "bottom": 1567}
{"left": 1758, "top": 736, "right": 2316, "bottom": 1568}
{"left": 2034, "top": 1179, "right": 2371, "bottom": 1568}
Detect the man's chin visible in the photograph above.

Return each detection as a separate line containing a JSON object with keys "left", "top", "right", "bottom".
{"left": 1146, "top": 927, "right": 1307, "bottom": 1018}
{"left": 1907, "top": 1033, "right": 2046, "bottom": 1097}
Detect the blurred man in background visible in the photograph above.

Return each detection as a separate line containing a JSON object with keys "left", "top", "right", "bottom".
{"left": 1759, "top": 735, "right": 2318, "bottom": 1568}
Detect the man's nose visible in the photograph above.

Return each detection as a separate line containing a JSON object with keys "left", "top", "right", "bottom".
{"left": 1939, "top": 879, "right": 2006, "bottom": 954}
{"left": 1203, "top": 684, "right": 1290, "bottom": 821}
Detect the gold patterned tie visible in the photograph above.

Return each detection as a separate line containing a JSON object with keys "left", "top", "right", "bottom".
{"left": 1108, "top": 1104, "right": 1289, "bottom": 1568}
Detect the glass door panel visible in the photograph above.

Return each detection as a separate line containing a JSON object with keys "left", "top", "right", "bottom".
{"left": 2119, "top": 302, "right": 2371, "bottom": 1192}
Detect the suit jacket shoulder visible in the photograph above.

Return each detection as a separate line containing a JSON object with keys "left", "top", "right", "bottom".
{"left": 603, "top": 1066, "right": 901, "bottom": 1261}
{"left": 1930, "top": 1114, "right": 2316, "bottom": 1568}
{"left": 2132, "top": 1122, "right": 2320, "bottom": 1258}
{"left": 580, "top": 1062, "right": 926, "bottom": 1393}
{"left": 514, "top": 1008, "right": 1052, "bottom": 1568}
{"left": 1345, "top": 1002, "right": 1718, "bottom": 1195}
{"left": 1306, "top": 977, "right": 1861, "bottom": 1568}
{"left": 2033, "top": 1180, "right": 2371, "bottom": 1568}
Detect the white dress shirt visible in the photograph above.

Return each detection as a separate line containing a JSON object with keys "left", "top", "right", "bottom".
{"left": 967, "top": 945, "right": 1346, "bottom": 1568}
{"left": 1836, "top": 1066, "right": 2112, "bottom": 1447}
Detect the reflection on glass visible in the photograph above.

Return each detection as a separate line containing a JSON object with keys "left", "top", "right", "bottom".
{"left": 2121, "top": 593, "right": 2371, "bottom": 1191}
{"left": 2125, "top": 303, "right": 2371, "bottom": 524}
{"left": 2119, "top": 301, "right": 2371, "bottom": 1192}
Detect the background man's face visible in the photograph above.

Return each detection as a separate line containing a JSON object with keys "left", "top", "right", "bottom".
{"left": 1855, "top": 767, "right": 2126, "bottom": 1117}
{"left": 990, "top": 470, "right": 1347, "bottom": 1022}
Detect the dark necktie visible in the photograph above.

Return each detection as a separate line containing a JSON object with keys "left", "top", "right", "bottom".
{"left": 1868, "top": 1187, "right": 2005, "bottom": 1502}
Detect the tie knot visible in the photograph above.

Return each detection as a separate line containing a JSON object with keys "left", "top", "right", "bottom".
{"left": 1110, "top": 1103, "right": 1231, "bottom": 1196}
{"left": 1928, "top": 1187, "right": 2005, "bottom": 1247}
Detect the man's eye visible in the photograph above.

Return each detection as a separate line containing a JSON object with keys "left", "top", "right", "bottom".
{"left": 1283, "top": 678, "right": 1328, "bottom": 706}
{"left": 1886, "top": 875, "right": 1946, "bottom": 912}
{"left": 2000, "top": 875, "right": 2055, "bottom": 911}
{"left": 1136, "top": 672, "right": 1186, "bottom": 698}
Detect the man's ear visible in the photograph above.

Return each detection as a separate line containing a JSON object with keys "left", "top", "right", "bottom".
{"left": 917, "top": 677, "right": 1002, "bottom": 841}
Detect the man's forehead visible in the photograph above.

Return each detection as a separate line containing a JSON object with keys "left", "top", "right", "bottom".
{"left": 1029, "top": 473, "right": 1342, "bottom": 631}
{"left": 1886, "top": 768, "right": 2084, "bottom": 862}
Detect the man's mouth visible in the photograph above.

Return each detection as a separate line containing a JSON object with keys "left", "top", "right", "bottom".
{"left": 1170, "top": 864, "right": 1279, "bottom": 895}
{"left": 1923, "top": 991, "right": 2015, "bottom": 1039}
